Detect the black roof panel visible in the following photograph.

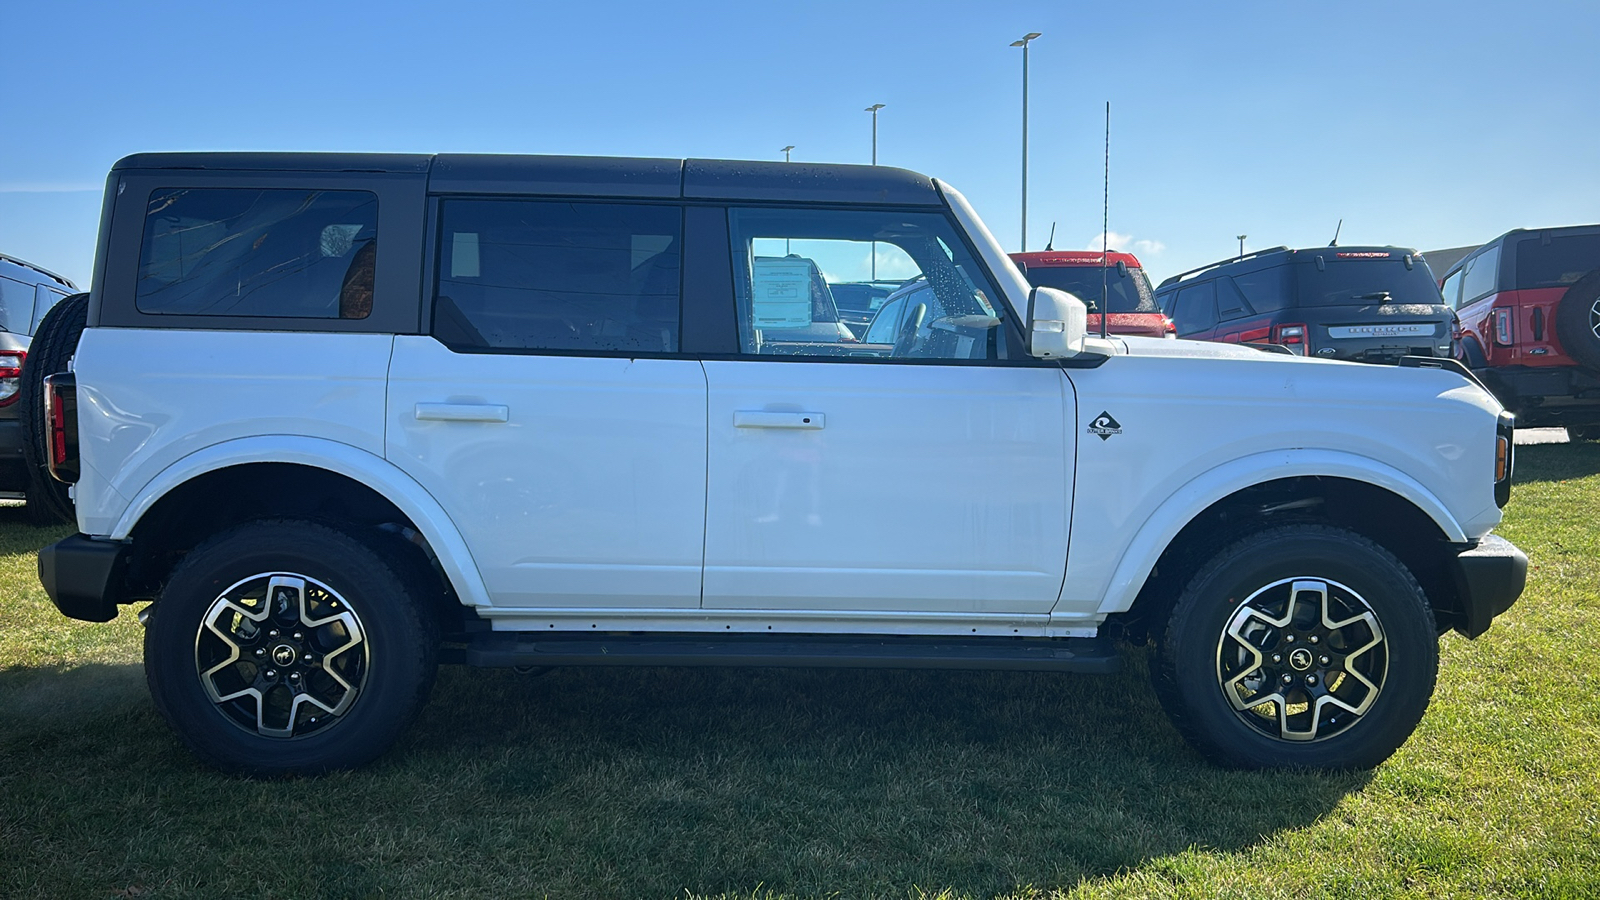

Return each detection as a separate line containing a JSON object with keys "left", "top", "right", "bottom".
{"left": 113, "top": 152, "right": 433, "bottom": 174}
{"left": 430, "top": 154, "right": 682, "bottom": 197}
{"left": 684, "top": 159, "right": 940, "bottom": 206}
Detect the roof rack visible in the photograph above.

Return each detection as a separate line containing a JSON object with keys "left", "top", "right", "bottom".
{"left": 1156, "top": 246, "right": 1290, "bottom": 290}
{"left": 0, "top": 252, "right": 76, "bottom": 290}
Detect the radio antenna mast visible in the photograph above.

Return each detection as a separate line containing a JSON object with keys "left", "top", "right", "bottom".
{"left": 1100, "top": 101, "right": 1110, "bottom": 340}
{"left": 1329, "top": 219, "right": 1343, "bottom": 247}
{"left": 1045, "top": 222, "right": 1056, "bottom": 251}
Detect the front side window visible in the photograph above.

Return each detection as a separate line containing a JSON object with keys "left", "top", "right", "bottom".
{"left": 1172, "top": 281, "right": 1218, "bottom": 334}
{"left": 728, "top": 208, "right": 1003, "bottom": 361}
{"left": 136, "top": 188, "right": 378, "bottom": 318}
{"left": 434, "top": 199, "right": 682, "bottom": 353}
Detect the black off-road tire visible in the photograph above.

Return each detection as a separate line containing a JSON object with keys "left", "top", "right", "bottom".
{"left": 18, "top": 292, "right": 89, "bottom": 526}
{"left": 1152, "top": 524, "right": 1438, "bottom": 770}
{"left": 1554, "top": 268, "right": 1600, "bottom": 372}
{"left": 145, "top": 520, "right": 439, "bottom": 775}
{"left": 1567, "top": 424, "right": 1600, "bottom": 442}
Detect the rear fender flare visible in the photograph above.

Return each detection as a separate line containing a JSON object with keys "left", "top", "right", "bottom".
{"left": 109, "top": 436, "right": 491, "bottom": 608}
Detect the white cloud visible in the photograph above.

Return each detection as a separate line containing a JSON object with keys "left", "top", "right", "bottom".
{"left": 1084, "top": 231, "right": 1165, "bottom": 256}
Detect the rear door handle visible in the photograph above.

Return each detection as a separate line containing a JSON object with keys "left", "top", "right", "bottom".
{"left": 733, "top": 411, "right": 824, "bottom": 429}
{"left": 415, "top": 402, "right": 509, "bottom": 423}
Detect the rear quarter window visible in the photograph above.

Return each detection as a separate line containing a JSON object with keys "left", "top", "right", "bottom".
{"left": 136, "top": 188, "right": 379, "bottom": 318}
{"left": 1516, "top": 234, "right": 1600, "bottom": 290}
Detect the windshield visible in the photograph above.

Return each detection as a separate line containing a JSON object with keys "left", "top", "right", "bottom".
{"left": 1293, "top": 253, "right": 1443, "bottom": 306}
{"left": 1025, "top": 265, "right": 1158, "bottom": 313}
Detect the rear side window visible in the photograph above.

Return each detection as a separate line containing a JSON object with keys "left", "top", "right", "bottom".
{"left": 1516, "top": 234, "right": 1600, "bottom": 290}
{"left": 136, "top": 188, "right": 378, "bottom": 318}
{"left": 1233, "top": 266, "right": 1289, "bottom": 314}
{"left": 1216, "top": 277, "right": 1252, "bottom": 320}
{"left": 433, "top": 199, "right": 682, "bottom": 353}
{"left": 1440, "top": 269, "right": 1464, "bottom": 308}
{"left": 0, "top": 276, "right": 32, "bottom": 334}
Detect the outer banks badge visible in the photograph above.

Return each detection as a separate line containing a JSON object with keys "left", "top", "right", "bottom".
{"left": 1087, "top": 411, "right": 1122, "bottom": 441}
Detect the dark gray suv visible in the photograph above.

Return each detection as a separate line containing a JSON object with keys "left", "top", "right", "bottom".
{"left": 1, "top": 253, "right": 76, "bottom": 508}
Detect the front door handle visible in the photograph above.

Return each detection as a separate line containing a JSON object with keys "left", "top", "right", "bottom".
{"left": 733, "top": 411, "right": 825, "bottom": 430}
{"left": 415, "top": 402, "right": 509, "bottom": 423}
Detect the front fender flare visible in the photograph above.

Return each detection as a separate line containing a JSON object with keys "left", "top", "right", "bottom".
{"left": 1091, "top": 449, "right": 1468, "bottom": 616}
{"left": 109, "top": 435, "right": 492, "bottom": 609}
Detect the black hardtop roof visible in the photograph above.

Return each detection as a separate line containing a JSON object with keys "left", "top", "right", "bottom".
{"left": 111, "top": 152, "right": 943, "bottom": 206}
{"left": 1156, "top": 244, "right": 1424, "bottom": 290}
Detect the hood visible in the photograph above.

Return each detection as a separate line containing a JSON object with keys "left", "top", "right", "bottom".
{"left": 1102, "top": 335, "right": 1332, "bottom": 363}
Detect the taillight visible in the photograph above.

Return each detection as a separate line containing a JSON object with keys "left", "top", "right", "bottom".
{"left": 1273, "top": 323, "right": 1308, "bottom": 355}
{"left": 1494, "top": 308, "right": 1515, "bottom": 346}
{"left": 44, "top": 373, "right": 79, "bottom": 484}
{"left": 0, "top": 350, "right": 23, "bottom": 407}
{"left": 1162, "top": 317, "right": 1177, "bottom": 339}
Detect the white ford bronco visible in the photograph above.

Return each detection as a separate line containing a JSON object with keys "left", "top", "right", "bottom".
{"left": 33, "top": 153, "right": 1525, "bottom": 774}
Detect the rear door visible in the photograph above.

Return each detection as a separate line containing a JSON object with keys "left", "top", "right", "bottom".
{"left": 1170, "top": 280, "right": 1219, "bottom": 341}
{"left": 699, "top": 205, "right": 1072, "bottom": 616}
{"left": 386, "top": 196, "right": 708, "bottom": 610}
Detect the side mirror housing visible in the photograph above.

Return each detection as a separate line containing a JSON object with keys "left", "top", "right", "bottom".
{"left": 1026, "top": 286, "right": 1088, "bottom": 359}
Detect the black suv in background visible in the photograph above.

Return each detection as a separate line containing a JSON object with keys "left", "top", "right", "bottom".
{"left": 1, "top": 253, "right": 76, "bottom": 514}
{"left": 1154, "top": 246, "right": 1453, "bottom": 362}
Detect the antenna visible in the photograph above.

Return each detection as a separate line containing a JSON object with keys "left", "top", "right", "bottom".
{"left": 1100, "top": 101, "right": 1110, "bottom": 340}
{"left": 1045, "top": 222, "right": 1056, "bottom": 251}
{"left": 1329, "top": 219, "right": 1343, "bottom": 247}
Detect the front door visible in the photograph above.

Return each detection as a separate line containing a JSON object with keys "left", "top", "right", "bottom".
{"left": 700, "top": 205, "right": 1073, "bottom": 615}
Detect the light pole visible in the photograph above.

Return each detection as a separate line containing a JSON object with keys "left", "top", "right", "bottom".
{"left": 1010, "top": 32, "right": 1041, "bottom": 252}
{"left": 781, "top": 145, "right": 794, "bottom": 163}
{"left": 1237, "top": 234, "right": 1247, "bottom": 259}
{"left": 865, "top": 104, "right": 885, "bottom": 165}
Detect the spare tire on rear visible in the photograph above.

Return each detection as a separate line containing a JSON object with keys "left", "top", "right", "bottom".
{"left": 18, "top": 292, "right": 89, "bottom": 526}
{"left": 1554, "top": 268, "right": 1600, "bottom": 372}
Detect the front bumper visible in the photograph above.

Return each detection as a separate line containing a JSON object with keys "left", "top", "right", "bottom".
{"left": 1449, "top": 534, "right": 1527, "bottom": 638}
{"left": 38, "top": 534, "right": 132, "bottom": 623}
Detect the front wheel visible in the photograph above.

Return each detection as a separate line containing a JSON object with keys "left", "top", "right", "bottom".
{"left": 145, "top": 520, "right": 438, "bottom": 775}
{"left": 1152, "top": 525, "right": 1438, "bottom": 770}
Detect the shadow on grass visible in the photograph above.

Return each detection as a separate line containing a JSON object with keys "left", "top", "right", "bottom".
{"left": 1512, "top": 441, "right": 1600, "bottom": 485}
{"left": 0, "top": 500, "right": 73, "bottom": 555}
{"left": 2, "top": 655, "right": 1371, "bottom": 898}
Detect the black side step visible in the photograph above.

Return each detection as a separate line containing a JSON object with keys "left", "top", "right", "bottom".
{"left": 462, "top": 633, "right": 1121, "bottom": 674}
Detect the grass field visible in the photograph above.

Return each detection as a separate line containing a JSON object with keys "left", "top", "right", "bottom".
{"left": 3, "top": 444, "right": 1599, "bottom": 899}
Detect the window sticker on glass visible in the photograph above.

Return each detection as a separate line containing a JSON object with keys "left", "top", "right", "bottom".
{"left": 451, "top": 233, "right": 480, "bottom": 278}
{"left": 751, "top": 257, "right": 814, "bottom": 329}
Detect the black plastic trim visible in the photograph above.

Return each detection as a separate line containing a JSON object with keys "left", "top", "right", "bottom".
{"left": 38, "top": 534, "right": 132, "bottom": 623}
{"left": 1448, "top": 534, "right": 1527, "bottom": 638}
{"left": 465, "top": 632, "right": 1121, "bottom": 673}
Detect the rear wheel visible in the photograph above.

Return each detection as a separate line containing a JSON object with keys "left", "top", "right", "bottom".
{"left": 18, "top": 292, "right": 88, "bottom": 526}
{"left": 145, "top": 520, "right": 438, "bottom": 775}
{"left": 1567, "top": 425, "right": 1600, "bottom": 442}
{"left": 1153, "top": 524, "right": 1437, "bottom": 770}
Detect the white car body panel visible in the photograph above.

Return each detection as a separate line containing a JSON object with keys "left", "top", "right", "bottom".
{"left": 104, "top": 433, "right": 494, "bottom": 609}
{"left": 700, "top": 359, "right": 1071, "bottom": 615}
{"left": 386, "top": 336, "right": 708, "bottom": 610}
{"left": 71, "top": 329, "right": 394, "bottom": 537}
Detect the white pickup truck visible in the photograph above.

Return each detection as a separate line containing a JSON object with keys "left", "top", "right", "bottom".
{"left": 33, "top": 153, "right": 1525, "bottom": 775}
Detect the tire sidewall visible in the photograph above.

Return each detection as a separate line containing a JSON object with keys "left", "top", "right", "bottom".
{"left": 1555, "top": 269, "right": 1600, "bottom": 372}
{"left": 146, "top": 522, "right": 434, "bottom": 774}
{"left": 1160, "top": 527, "right": 1438, "bottom": 770}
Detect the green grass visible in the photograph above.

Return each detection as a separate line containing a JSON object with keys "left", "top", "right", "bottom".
{"left": 3, "top": 444, "right": 1599, "bottom": 900}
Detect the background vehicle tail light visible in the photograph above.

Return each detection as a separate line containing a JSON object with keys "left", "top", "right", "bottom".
{"left": 44, "top": 372, "right": 80, "bottom": 484}
{"left": 1162, "top": 317, "right": 1177, "bottom": 339}
{"left": 0, "top": 350, "right": 23, "bottom": 407}
{"left": 1272, "top": 324, "right": 1308, "bottom": 355}
{"left": 1494, "top": 309, "right": 1515, "bottom": 346}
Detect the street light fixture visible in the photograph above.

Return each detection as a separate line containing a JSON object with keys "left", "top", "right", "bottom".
{"left": 1237, "top": 234, "right": 1247, "bottom": 259}
{"left": 865, "top": 104, "right": 885, "bottom": 165}
{"left": 1010, "top": 32, "right": 1041, "bottom": 252}
{"left": 781, "top": 145, "right": 795, "bottom": 163}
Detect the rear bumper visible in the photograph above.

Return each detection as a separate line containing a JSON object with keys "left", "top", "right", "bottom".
{"left": 38, "top": 534, "right": 132, "bottom": 623}
{"left": 1449, "top": 534, "right": 1527, "bottom": 638}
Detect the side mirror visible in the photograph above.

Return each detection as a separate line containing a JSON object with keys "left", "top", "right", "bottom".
{"left": 1026, "top": 286, "right": 1088, "bottom": 359}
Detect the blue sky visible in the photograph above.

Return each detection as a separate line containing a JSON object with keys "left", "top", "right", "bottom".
{"left": 3, "top": 0, "right": 1597, "bottom": 288}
